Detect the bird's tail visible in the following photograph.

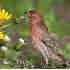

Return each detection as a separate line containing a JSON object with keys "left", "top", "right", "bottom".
{"left": 56, "top": 53, "right": 70, "bottom": 67}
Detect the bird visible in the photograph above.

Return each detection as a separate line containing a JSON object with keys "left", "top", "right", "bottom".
{"left": 24, "top": 10, "right": 70, "bottom": 67}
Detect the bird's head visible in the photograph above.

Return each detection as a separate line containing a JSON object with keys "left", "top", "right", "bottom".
{"left": 24, "top": 10, "right": 42, "bottom": 22}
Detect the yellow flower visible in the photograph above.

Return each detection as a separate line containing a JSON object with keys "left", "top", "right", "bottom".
{"left": 0, "top": 31, "right": 5, "bottom": 39}
{"left": 0, "top": 9, "right": 12, "bottom": 25}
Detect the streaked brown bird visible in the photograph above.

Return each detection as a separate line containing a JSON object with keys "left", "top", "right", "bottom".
{"left": 24, "top": 10, "right": 70, "bottom": 67}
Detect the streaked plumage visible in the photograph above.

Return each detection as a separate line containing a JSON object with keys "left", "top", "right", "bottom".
{"left": 25, "top": 10, "right": 70, "bottom": 67}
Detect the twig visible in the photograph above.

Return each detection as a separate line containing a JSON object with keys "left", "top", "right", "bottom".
{"left": 1, "top": 23, "right": 12, "bottom": 29}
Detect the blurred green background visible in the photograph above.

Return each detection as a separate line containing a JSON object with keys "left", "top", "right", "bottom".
{"left": 0, "top": 0, "right": 70, "bottom": 69}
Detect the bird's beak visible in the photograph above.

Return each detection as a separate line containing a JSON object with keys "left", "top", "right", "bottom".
{"left": 24, "top": 12, "right": 28, "bottom": 14}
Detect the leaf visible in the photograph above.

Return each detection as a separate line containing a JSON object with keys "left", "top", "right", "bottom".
{"left": 5, "top": 49, "right": 21, "bottom": 60}
{"left": 28, "top": 51, "right": 36, "bottom": 60}
{"left": 0, "top": 51, "right": 6, "bottom": 58}
{"left": 0, "top": 62, "right": 11, "bottom": 69}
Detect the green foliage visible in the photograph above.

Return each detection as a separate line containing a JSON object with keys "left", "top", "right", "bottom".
{"left": 5, "top": 49, "right": 21, "bottom": 61}
{"left": 0, "top": 51, "right": 6, "bottom": 58}
{"left": 28, "top": 51, "right": 36, "bottom": 60}
{"left": 0, "top": 40, "right": 4, "bottom": 46}
{"left": 0, "top": 62, "right": 11, "bottom": 69}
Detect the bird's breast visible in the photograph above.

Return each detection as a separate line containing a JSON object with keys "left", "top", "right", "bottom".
{"left": 30, "top": 23, "right": 40, "bottom": 45}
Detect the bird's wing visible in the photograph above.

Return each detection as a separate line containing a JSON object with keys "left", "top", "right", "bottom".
{"left": 41, "top": 36, "right": 58, "bottom": 54}
{"left": 35, "top": 21, "right": 58, "bottom": 54}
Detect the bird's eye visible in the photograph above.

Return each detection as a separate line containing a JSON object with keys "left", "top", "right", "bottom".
{"left": 30, "top": 13, "right": 33, "bottom": 16}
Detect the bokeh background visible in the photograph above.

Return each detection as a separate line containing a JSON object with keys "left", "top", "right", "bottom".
{"left": 0, "top": 0, "right": 70, "bottom": 69}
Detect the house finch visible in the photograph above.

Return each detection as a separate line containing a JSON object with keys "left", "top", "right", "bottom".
{"left": 24, "top": 10, "right": 70, "bottom": 67}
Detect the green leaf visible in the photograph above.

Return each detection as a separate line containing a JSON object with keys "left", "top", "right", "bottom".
{"left": 0, "top": 62, "right": 11, "bottom": 69}
{"left": 0, "top": 51, "right": 6, "bottom": 58}
{"left": 28, "top": 51, "right": 36, "bottom": 60}
{"left": 5, "top": 49, "right": 21, "bottom": 60}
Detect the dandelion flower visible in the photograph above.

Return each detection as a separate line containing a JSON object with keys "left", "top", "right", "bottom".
{"left": 0, "top": 31, "right": 5, "bottom": 39}
{"left": 0, "top": 9, "right": 12, "bottom": 25}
